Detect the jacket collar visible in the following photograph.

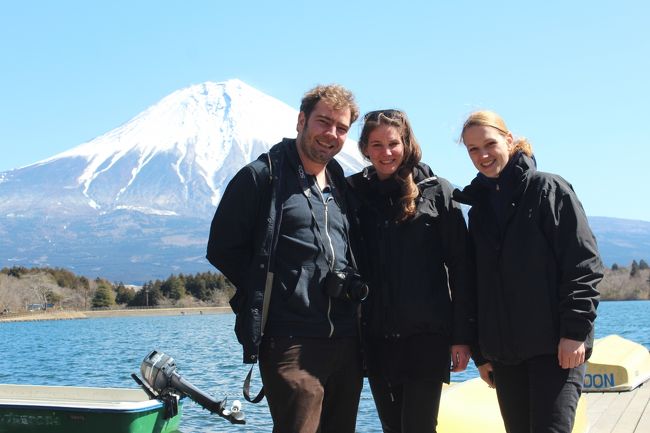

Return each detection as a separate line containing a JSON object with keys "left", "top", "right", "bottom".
{"left": 454, "top": 152, "right": 537, "bottom": 206}
{"left": 350, "top": 162, "right": 437, "bottom": 191}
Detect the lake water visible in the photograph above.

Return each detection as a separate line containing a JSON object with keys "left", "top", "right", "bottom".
{"left": 1, "top": 300, "right": 648, "bottom": 433}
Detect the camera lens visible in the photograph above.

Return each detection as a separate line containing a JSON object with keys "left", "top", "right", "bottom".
{"left": 324, "top": 268, "right": 369, "bottom": 303}
{"left": 346, "top": 278, "right": 369, "bottom": 303}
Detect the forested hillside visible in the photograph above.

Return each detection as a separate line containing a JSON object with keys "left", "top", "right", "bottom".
{"left": 0, "top": 261, "right": 648, "bottom": 316}
{"left": 0, "top": 267, "right": 235, "bottom": 314}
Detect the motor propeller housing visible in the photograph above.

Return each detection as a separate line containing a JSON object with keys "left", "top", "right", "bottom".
{"left": 138, "top": 350, "right": 245, "bottom": 425}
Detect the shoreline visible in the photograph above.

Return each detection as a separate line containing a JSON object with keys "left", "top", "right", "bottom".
{"left": 0, "top": 306, "right": 232, "bottom": 323}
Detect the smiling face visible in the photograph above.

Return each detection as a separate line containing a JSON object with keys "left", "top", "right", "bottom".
{"left": 296, "top": 100, "right": 351, "bottom": 173}
{"left": 364, "top": 124, "right": 405, "bottom": 180}
{"left": 462, "top": 124, "right": 514, "bottom": 178}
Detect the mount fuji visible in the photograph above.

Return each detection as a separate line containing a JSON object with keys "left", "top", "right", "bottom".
{"left": 0, "top": 80, "right": 648, "bottom": 283}
{"left": 0, "top": 79, "right": 366, "bottom": 282}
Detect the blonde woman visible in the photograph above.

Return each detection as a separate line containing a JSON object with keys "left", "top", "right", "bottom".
{"left": 454, "top": 110, "right": 603, "bottom": 433}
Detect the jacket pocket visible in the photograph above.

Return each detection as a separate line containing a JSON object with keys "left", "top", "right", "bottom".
{"left": 273, "top": 256, "right": 302, "bottom": 300}
{"left": 274, "top": 260, "right": 326, "bottom": 319}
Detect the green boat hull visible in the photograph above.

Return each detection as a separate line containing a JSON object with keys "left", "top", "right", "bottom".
{"left": 0, "top": 384, "right": 183, "bottom": 433}
{"left": 0, "top": 406, "right": 182, "bottom": 433}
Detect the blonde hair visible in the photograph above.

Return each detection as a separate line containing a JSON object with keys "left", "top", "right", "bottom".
{"left": 461, "top": 110, "right": 533, "bottom": 156}
{"left": 359, "top": 110, "right": 421, "bottom": 222}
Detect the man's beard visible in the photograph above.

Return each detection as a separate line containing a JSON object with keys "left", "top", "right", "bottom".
{"left": 297, "top": 131, "right": 334, "bottom": 165}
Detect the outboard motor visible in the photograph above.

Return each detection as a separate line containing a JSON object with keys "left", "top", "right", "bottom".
{"left": 133, "top": 350, "right": 245, "bottom": 425}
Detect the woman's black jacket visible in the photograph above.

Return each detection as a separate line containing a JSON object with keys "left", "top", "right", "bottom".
{"left": 453, "top": 153, "right": 603, "bottom": 365}
{"left": 348, "top": 163, "right": 477, "bottom": 380}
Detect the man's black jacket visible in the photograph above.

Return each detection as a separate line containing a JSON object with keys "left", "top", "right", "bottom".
{"left": 206, "top": 138, "right": 358, "bottom": 363}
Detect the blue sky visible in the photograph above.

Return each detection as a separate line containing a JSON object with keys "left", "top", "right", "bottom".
{"left": 1, "top": 1, "right": 648, "bottom": 221}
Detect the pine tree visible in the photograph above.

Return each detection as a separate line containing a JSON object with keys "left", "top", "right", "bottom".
{"left": 611, "top": 263, "right": 619, "bottom": 271}
{"left": 630, "top": 260, "right": 639, "bottom": 277}
{"left": 129, "top": 282, "right": 162, "bottom": 307}
{"left": 115, "top": 283, "right": 135, "bottom": 305}
{"left": 92, "top": 285, "right": 115, "bottom": 308}
{"left": 161, "top": 275, "right": 185, "bottom": 300}
{"left": 639, "top": 259, "right": 649, "bottom": 270}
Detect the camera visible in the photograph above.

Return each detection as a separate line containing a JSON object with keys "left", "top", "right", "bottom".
{"left": 323, "top": 267, "right": 369, "bottom": 303}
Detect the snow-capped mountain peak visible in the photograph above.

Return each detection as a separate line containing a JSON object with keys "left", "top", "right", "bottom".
{"left": 3, "top": 79, "right": 365, "bottom": 218}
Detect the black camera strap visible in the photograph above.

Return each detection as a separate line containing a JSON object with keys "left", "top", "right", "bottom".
{"left": 297, "top": 162, "right": 337, "bottom": 271}
{"left": 243, "top": 150, "right": 283, "bottom": 405}
{"left": 243, "top": 364, "right": 265, "bottom": 403}
{"left": 297, "top": 161, "right": 361, "bottom": 272}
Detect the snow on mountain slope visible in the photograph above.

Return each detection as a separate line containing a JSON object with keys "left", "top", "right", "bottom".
{"left": 0, "top": 79, "right": 366, "bottom": 218}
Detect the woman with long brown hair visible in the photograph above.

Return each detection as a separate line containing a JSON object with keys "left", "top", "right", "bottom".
{"left": 348, "top": 109, "right": 476, "bottom": 433}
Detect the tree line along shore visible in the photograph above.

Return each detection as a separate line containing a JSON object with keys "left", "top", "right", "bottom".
{"left": 0, "top": 306, "right": 232, "bottom": 323}
{"left": 0, "top": 267, "right": 235, "bottom": 316}
{"left": 1, "top": 262, "right": 649, "bottom": 321}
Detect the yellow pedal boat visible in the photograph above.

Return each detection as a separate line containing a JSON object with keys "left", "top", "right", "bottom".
{"left": 437, "top": 378, "right": 588, "bottom": 433}
{"left": 584, "top": 334, "right": 650, "bottom": 392}
{"left": 437, "top": 334, "right": 650, "bottom": 433}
